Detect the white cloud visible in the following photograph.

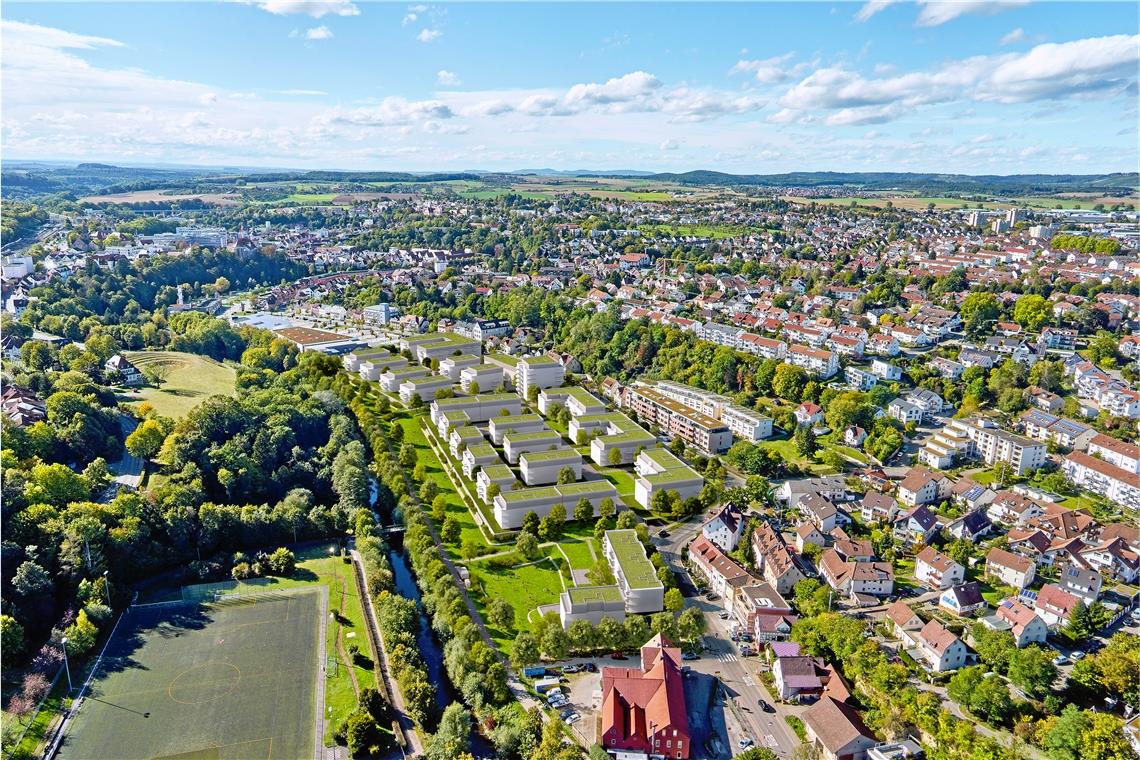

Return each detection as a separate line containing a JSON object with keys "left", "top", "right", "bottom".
{"left": 854, "top": 0, "right": 898, "bottom": 22}
{"left": 304, "top": 25, "right": 333, "bottom": 40}
{"left": 1000, "top": 27, "right": 1026, "bottom": 45}
{"left": 254, "top": 0, "right": 359, "bottom": 18}
{"left": 915, "top": 0, "right": 1028, "bottom": 27}
{"left": 660, "top": 139, "right": 679, "bottom": 150}
{"left": 322, "top": 97, "right": 454, "bottom": 127}
{"left": 436, "top": 70, "right": 461, "bottom": 86}
{"left": 564, "top": 71, "right": 660, "bottom": 109}
{"left": 730, "top": 54, "right": 807, "bottom": 85}
{"left": 775, "top": 34, "right": 1139, "bottom": 123}
{"left": 417, "top": 28, "right": 441, "bottom": 43}
{"left": 279, "top": 89, "right": 327, "bottom": 96}
{"left": 403, "top": 5, "right": 427, "bottom": 26}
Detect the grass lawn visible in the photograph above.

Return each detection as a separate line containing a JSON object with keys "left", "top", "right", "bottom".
{"left": 637, "top": 223, "right": 759, "bottom": 239}
{"left": 759, "top": 436, "right": 836, "bottom": 474}
{"left": 468, "top": 558, "right": 565, "bottom": 652}
{"left": 121, "top": 351, "right": 237, "bottom": 419}
{"left": 595, "top": 466, "right": 636, "bottom": 496}
{"left": 394, "top": 412, "right": 491, "bottom": 557}
{"left": 556, "top": 538, "right": 597, "bottom": 570}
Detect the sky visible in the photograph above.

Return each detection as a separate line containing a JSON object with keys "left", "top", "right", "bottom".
{"left": 1, "top": 1, "right": 1138, "bottom": 174}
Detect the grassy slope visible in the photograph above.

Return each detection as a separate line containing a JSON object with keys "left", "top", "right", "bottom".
{"left": 123, "top": 351, "right": 237, "bottom": 419}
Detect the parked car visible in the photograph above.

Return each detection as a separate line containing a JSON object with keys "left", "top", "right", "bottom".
{"left": 682, "top": 651, "right": 699, "bottom": 661}
{"left": 560, "top": 708, "right": 576, "bottom": 719}
{"left": 1071, "top": 651, "right": 1086, "bottom": 661}
{"left": 610, "top": 652, "right": 627, "bottom": 660}
{"left": 583, "top": 662, "right": 598, "bottom": 673}
{"left": 1052, "top": 655, "right": 1069, "bottom": 666}
{"left": 1087, "top": 641, "right": 1105, "bottom": 653}
{"left": 565, "top": 713, "right": 581, "bottom": 725}
{"left": 658, "top": 530, "right": 670, "bottom": 538}
{"left": 562, "top": 664, "right": 582, "bottom": 674}
{"left": 705, "top": 593, "right": 720, "bottom": 601}
{"left": 718, "top": 612, "right": 730, "bottom": 619}
{"left": 738, "top": 738, "right": 754, "bottom": 749}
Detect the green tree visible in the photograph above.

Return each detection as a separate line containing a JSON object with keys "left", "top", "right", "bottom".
{"left": 1, "top": 615, "right": 25, "bottom": 657}
{"left": 960, "top": 291, "right": 1000, "bottom": 334}
{"left": 793, "top": 424, "right": 818, "bottom": 457}
{"left": 608, "top": 447, "right": 623, "bottom": 466}
{"left": 772, "top": 364, "right": 808, "bottom": 402}
{"left": 266, "top": 547, "right": 296, "bottom": 576}
{"left": 426, "top": 703, "right": 472, "bottom": 760}
{"left": 522, "top": 511, "right": 541, "bottom": 536}
{"left": 511, "top": 632, "right": 540, "bottom": 667}
{"left": 488, "top": 598, "right": 515, "bottom": 630}
{"left": 664, "top": 588, "right": 684, "bottom": 612}
{"left": 1013, "top": 294, "right": 1051, "bottom": 331}
{"left": 540, "top": 624, "right": 569, "bottom": 660}
{"left": 1008, "top": 646, "right": 1058, "bottom": 700}
{"left": 441, "top": 517, "right": 461, "bottom": 544}
{"left": 557, "top": 467, "right": 577, "bottom": 485}
{"left": 517, "top": 530, "right": 541, "bottom": 560}
{"left": 574, "top": 497, "right": 594, "bottom": 522}
{"left": 64, "top": 609, "right": 99, "bottom": 657}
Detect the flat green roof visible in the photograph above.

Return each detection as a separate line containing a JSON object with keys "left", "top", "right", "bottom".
{"left": 434, "top": 392, "right": 519, "bottom": 410}
{"left": 557, "top": 481, "right": 616, "bottom": 497}
{"left": 521, "top": 448, "right": 582, "bottom": 464}
{"left": 642, "top": 470, "right": 703, "bottom": 487}
{"left": 441, "top": 353, "right": 481, "bottom": 365}
{"left": 352, "top": 347, "right": 392, "bottom": 357}
{"left": 501, "top": 486, "right": 561, "bottom": 503}
{"left": 364, "top": 356, "right": 408, "bottom": 368}
{"left": 520, "top": 357, "right": 561, "bottom": 369}
{"left": 606, "top": 530, "right": 661, "bottom": 590}
{"left": 505, "top": 430, "right": 563, "bottom": 444}
{"left": 640, "top": 448, "right": 685, "bottom": 469}
{"left": 405, "top": 375, "right": 453, "bottom": 387}
{"left": 566, "top": 585, "right": 623, "bottom": 604}
{"left": 385, "top": 366, "right": 430, "bottom": 378}
{"left": 600, "top": 430, "right": 655, "bottom": 446}
{"left": 451, "top": 425, "right": 483, "bottom": 439}
{"left": 481, "top": 464, "right": 516, "bottom": 481}
{"left": 491, "top": 414, "right": 544, "bottom": 426}
{"left": 487, "top": 352, "right": 519, "bottom": 366}
{"left": 466, "top": 443, "right": 498, "bottom": 458}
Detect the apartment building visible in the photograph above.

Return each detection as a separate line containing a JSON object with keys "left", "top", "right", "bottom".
{"left": 537, "top": 386, "right": 606, "bottom": 417}
{"left": 459, "top": 364, "right": 505, "bottom": 393}
{"left": 689, "top": 536, "right": 755, "bottom": 611}
{"left": 1063, "top": 451, "right": 1140, "bottom": 510}
{"left": 448, "top": 425, "right": 484, "bottom": 458}
{"left": 752, "top": 522, "right": 807, "bottom": 595}
{"left": 624, "top": 384, "right": 733, "bottom": 455}
{"left": 787, "top": 344, "right": 839, "bottom": 379}
{"left": 493, "top": 480, "right": 617, "bottom": 530}
{"left": 568, "top": 412, "right": 656, "bottom": 467}
{"left": 516, "top": 356, "right": 565, "bottom": 400}
{"left": 916, "top": 620, "right": 970, "bottom": 673}
{"left": 380, "top": 365, "right": 431, "bottom": 393}
{"left": 357, "top": 355, "right": 409, "bottom": 381}
{"left": 437, "top": 353, "right": 481, "bottom": 381}
{"left": 558, "top": 585, "right": 626, "bottom": 629}
{"left": 488, "top": 414, "right": 547, "bottom": 445}
{"left": 430, "top": 393, "right": 523, "bottom": 430}
{"left": 1020, "top": 410, "right": 1097, "bottom": 451}
{"left": 1088, "top": 434, "right": 1140, "bottom": 473}
{"left": 648, "top": 380, "right": 772, "bottom": 442}
{"left": 633, "top": 448, "right": 704, "bottom": 509}
{"left": 986, "top": 548, "right": 1037, "bottom": 590}
{"left": 476, "top": 463, "right": 517, "bottom": 503}
{"left": 920, "top": 418, "right": 1047, "bottom": 475}
{"left": 400, "top": 331, "right": 482, "bottom": 362}
{"left": 399, "top": 374, "right": 455, "bottom": 404}
{"left": 721, "top": 404, "right": 774, "bottom": 442}
{"left": 603, "top": 530, "right": 665, "bottom": 613}
{"left": 462, "top": 442, "right": 501, "bottom": 479}
{"left": 519, "top": 448, "right": 583, "bottom": 486}
{"left": 503, "top": 430, "right": 565, "bottom": 464}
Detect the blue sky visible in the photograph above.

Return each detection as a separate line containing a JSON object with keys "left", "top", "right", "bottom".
{"left": 2, "top": 1, "right": 1137, "bottom": 173}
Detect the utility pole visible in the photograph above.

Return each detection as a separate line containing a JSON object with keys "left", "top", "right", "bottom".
{"left": 61, "top": 638, "right": 73, "bottom": 692}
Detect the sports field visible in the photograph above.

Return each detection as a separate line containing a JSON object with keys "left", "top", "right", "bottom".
{"left": 57, "top": 589, "right": 324, "bottom": 760}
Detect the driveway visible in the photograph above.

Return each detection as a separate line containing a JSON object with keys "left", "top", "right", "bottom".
{"left": 109, "top": 414, "right": 144, "bottom": 489}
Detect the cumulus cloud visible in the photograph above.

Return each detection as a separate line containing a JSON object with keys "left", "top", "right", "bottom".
{"left": 1000, "top": 27, "right": 1027, "bottom": 44}
{"left": 730, "top": 54, "right": 808, "bottom": 85}
{"left": 436, "top": 70, "right": 461, "bottom": 86}
{"left": 855, "top": 0, "right": 899, "bottom": 22}
{"left": 660, "top": 139, "right": 679, "bottom": 150}
{"left": 417, "top": 28, "right": 441, "bottom": 43}
{"left": 775, "top": 34, "right": 1139, "bottom": 124}
{"left": 916, "top": 0, "right": 1028, "bottom": 27}
{"left": 304, "top": 25, "right": 333, "bottom": 40}
{"left": 403, "top": 3, "right": 427, "bottom": 25}
{"left": 254, "top": 0, "right": 359, "bottom": 18}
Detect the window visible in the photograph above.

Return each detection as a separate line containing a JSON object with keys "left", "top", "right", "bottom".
{"left": 667, "top": 740, "right": 672, "bottom": 748}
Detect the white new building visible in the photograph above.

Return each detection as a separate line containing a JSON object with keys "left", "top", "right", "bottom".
{"left": 633, "top": 448, "right": 704, "bottom": 509}
{"left": 517, "top": 356, "right": 565, "bottom": 400}
{"left": 603, "top": 529, "right": 665, "bottom": 613}
{"left": 519, "top": 448, "right": 583, "bottom": 486}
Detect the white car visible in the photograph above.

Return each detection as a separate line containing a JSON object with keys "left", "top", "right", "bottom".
{"left": 565, "top": 713, "right": 581, "bottom": 724}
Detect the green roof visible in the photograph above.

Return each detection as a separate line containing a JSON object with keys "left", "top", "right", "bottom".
{"left": 385, "top": 366, "right": 430, "bottom": 379}
{"left": 404, "top": 375, "right": 453, "bottom": 387}
{"left": 556, "top": 481, "right": 616, "bottom": 497}
{"left": 520, "top": 356, "right": 561, "bottom": 369}
{"left": 642, "top": 469, "right": 703, "bottom": 487}
{"left": 599, "top": 430, "right": 655, "bottom": 446}
{"left": 466, "top": 443, "right": 498, "bottom": 459}
{"left": 605, "top": 530, "right": 661, "bottom": 590}
{"left": 505, "top": 430, "right": 564, "bottom": 444}
{"left": 451, "top": 425, "right": 483, "bottom": 440}
{"left": 566, "top": 585, "right": 623, "bottom": 605}
{"left": 365, "top": 356, "right": 408, "bottom": 368}
{"left": 491, "top": 414, "right": 544, "bottom": 427}
{"left": 352, "top": 346, "right": 392, "bottom": 357}
{"left": 433, "top": 392, "right": 519, "bottom": 411}
{"left": 487, "top": 352, "right": 519, "bottom": 366}
{"left": 520, "top": 448, "right": 582, "bottom": 464}
{"left": 500, "top": 486, "right": 561, "bottom": 503}
{"left": 442, "top": 353, "right": 481, "bottom": 365}
{"left": 481, "top": 464, "right": 516, "bottom": 481}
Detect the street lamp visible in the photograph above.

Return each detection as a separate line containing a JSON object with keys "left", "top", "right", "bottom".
{"left": 103, "top": 570, "right": 111, "bottom": 605}
{"left": 61, "top": 638, "right": 73, "bottom": 692}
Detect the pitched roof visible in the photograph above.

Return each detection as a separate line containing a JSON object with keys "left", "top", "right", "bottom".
{"left": 801, "top": 697, "right": 876, "bottom": 754}
{"left": 987, "top": 547, "right": 1034, "bottom": 574}
{"left": 918, "top": 619, "right": 963, "bottom": 654}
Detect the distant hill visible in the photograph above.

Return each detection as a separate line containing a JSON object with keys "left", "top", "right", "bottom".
{"left": 607, "top": 170, "right": 1139, "bottom": 194}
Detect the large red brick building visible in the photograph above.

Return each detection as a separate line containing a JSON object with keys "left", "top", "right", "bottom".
{"left": 600, "top": 634, "right": 691, "bottom": 759}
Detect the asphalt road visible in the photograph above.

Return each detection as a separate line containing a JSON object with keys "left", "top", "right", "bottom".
{"left": 110, "top": 414, "right": 144, "bottom": 489}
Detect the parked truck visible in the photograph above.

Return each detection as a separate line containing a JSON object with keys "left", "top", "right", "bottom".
{"left": 523, "top": 666, "right": 548, "bottom": 678}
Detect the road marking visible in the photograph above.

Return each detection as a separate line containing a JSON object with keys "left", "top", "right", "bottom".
{"left": 744, "top": 676, "right": 755, "bottom": 687}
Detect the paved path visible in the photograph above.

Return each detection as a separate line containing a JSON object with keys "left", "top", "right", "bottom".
{"left": 350, "top": 549, "right": 423, "bottom": 757}
{"left": 109, "top": 415, "right": 144, "bottom": 488}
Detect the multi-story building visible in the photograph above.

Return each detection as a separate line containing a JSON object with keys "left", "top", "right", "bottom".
{"left": 920, "top": 418, "right": 1047, "bottom": 475}
{"left": 752, "top": 522, "right": 807, "bottom": 595}
{"left": 1020, "top": 410, "right": 1097, "bottom": 451}
{"left": 519, "top": 448, "right": 583, "bottom": 486}
{"left": 559, "top": 585, "right": 626, "bottom": 629}
{"left": 362, "top": 302, "right": 398, "bottom": 325}
{"left": 537, "top": 386, "right": 606, "bottom": 417}
{"left": 914, "top": 547, "right": 965, "bottom": 590}
{"left": 1088, "top": 434, "right": 1140, "bottom": 473}
{"left": 1062, "top": 452, "right": 1140, "bottom": 510}
{"left": 503, "top": 430, "right": 565, "bottom": 464}
{"left": 624, "top": 384, "right": 733, "bottom": 455}
{"left": 720, "top": 404, "right": 773, "bottom": 442}
{"left": 437, "top": 353, "right": 482, "bottom": 381}
{"left": 476, "top": 463, "right": 517, "bottom": 503}
{"left": 986, "top": 548, "right": 1037, "bottom": 589}
{"left": 459, "top": 364, "right": 505, "bottom": 394}
{"left": 399, "top": 375, "right": 455, "bottom": 404}
{"left": 688, "top": 536, "right": 755, "bottom": 611}
{"left": 702, "top": 505, "right": 744, "bottom": 553}
{"left": 462, "top": 442, "right": 501, "bottom": 480}
{"left": 600, "top": 635, "right": 690, "bottom": 758}
{"left": 644, "top": 380, "right": 771, "bottom": 442}
{"left": 604, "top": 530, "right": 665, "bottom": 613}
{"left": 633, "top": 448, "right": 704, "bottom": 509}
{"left": 493, "top": 480, "right": 617, "bottom": 530}
{"left": 380, "top": 365, "right": 431, "bottom": 393}
{"left": 430, "top": 393, "right": 522, "bottom": 430}
{"left": 516, "top": 356, "right": 565, "bottom": 400}
{"left": 571, "top": 412, "right": 656, "bottom": 467}
{"left": 787, "top": 344, "right": 839, "bottom": 379}
{"left": 488, "top": 414, "right": 547, "bottom": 445}
{"left": 400, "top": 331, "right": 482, "bottom": 362}
{"left": 916, "top": 620, "right": 970, "bottom": 673}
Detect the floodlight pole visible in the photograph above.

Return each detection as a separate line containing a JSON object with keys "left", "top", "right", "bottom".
{"left": 61, "top": 638, "right": 73, "bottom": 692}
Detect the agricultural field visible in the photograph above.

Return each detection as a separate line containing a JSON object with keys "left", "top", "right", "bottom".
{"left": 57, "top": 588, "right": 324, "bottom": 760}
{"left": 121, "top": 351, "right": 237, "bottom": 419}
{"left": 79, "top": 190, "right": 243, "bottom": 205}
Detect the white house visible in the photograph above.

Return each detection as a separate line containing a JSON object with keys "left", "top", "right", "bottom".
{"left": 916, "top": 620, "right": 970, "bottom": 673}
{"left": 914, "top": 547, "right": 965, "bottom": 590}
{"left": 986, "top": 548, "right": 1036, "bottom": 590}
{"left": 702, "top": 505, "right": 745, "bottom": 553}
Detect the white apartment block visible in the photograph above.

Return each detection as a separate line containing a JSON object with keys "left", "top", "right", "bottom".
{"left": 476, "top": 464, "right": 517, "bottom": 503}
{"left": 380, "top": 366, "right": 431, "bottom": 392}
{"left": 787, "top": 344, "right": 839, "bottom": 379}
{"left": 870, "top": 359, "right": 902, "bottom": 381}
{"left": 437, "top": 354, "right": 481, "bottom": 381}
{"left": 721, "top": 404, "right": 773, "bottom": 442}
{"left": 399, "top": 375, "right": 454, "bottom": 405}
{"left": 538, "top": 386, "right": 606, "bottom": 417}
{"left": 519, "top": 448, "right": 583, "bottom": 486}
{"left": 633, "top": 448, "right": 704, "bottom": 509}
{"left": 517, "top": 356, "right": 565, "bottom": 400}
{"left": 574, "top": 412, "right": 656, "bottom": 467}
{"left": 624, "top": 384, "right": 734, "bottom": 455}
{"left": 430, "top": 393, "right": 523, "bottom": 429}
{"left": 459, "top": 364, "right": 505, "bottom": 394}
{"left": 920, "top": 418, "right": 1047, "bottom": 476}
{"left": 462, "top": 442, "right": 501, "bottom": 480}
{"left": 493, "top": 481, "right": 617, "bottom": 530}
{"left": 603, "top": 529, "right": 665, "bottom": 613}
{"left": 651, "top": 380, "right": 772, "bottom": 442}
{"left": 558, "top": 586, "right": 626, "bottom": 629}
{"left": 845, "top": 366, "right": 877, "bottom": 391}
{"left": 1088, "top": 434, "right": 1140, "bottom": 473}
{"left": 1063, "top": 451, "right": 1140, "bottom": 510}
{"left": 503, "top": 430, "right": 565, "bottom": 464}
{"left": 362, "top": 303, "right": 398, "bottom": 325}
{"left": 488, "top": 414, "right": 547, "bottom": 445}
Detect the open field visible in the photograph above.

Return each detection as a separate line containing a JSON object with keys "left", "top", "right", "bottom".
{"left": 784, "top": 192, "right": 1138, "bottom": 211}
{"left": 121, "top": 351, "right": 237, "bottom": 419}
{"left": 57, "top": 589, "right": 323, "bottom": 760}
{"left": 468, "top": 556, "right": 564, "bottom": 652}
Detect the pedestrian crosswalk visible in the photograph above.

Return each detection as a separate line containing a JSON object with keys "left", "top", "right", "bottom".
{"left": 712, "top": 651, "right": 737, "bottom": 663}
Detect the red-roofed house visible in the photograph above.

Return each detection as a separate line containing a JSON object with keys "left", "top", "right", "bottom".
{"left": 600, "top": 635, "right": 691, "bottom": 759}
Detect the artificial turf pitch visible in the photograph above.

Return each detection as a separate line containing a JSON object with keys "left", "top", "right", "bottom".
{"left": 57, "top": 589, "right": 324, "bottom": 760}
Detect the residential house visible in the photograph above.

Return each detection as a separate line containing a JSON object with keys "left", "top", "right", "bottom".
{"left": 915, "top": 547, "right": 966, "bottom": 590}
{"left": 915, "top": 620, "right": 971, "bottom": 673}
{"left": 986, "top": 548, "right": 1037, "bottom": 590}
{"left": 801, "top": 698, "right": 879, "bottom": 760}
{"left": 1034, "top": 584, "right": 1081, "bottom": 629}
{"left": 897, "top": 467, "right": 951, "bottom": 507}
{"left": 893, "top": 505, "right": 940, "bottom": 547}
{"left": 1058, "top": 564, "right": 1102, "bottom": 604}
{"left": 995, "top": 599, "right": 1049, "bottom": 648}
{"left": 939, "top": 582, "right": 987, "bottom": 617}
{"left": 702, "top": 506, "right": 745, "bottom": 553}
